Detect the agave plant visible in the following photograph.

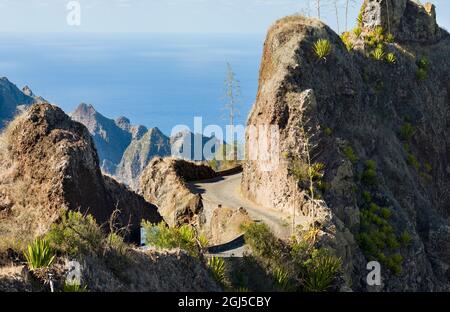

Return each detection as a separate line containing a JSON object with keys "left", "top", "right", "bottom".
{"left": 24, "top": 238, "right": 56, "bottom": 270}
{"left": 274, "top": 267, "right": 291, "bottom": 291}
{"left": 207, "top": 256, "right": 226, "bottom": 285}
{"left": 63, "top": 281, "right": 88, "bottom": 292}
{"left": 386, "top": 52, "right": 397, "bottom": 64}
{"left": 371, "top": 47, "right": 385, "bottom": 61}
{"left": 304, "top": 254, "right": 341, "bottom": 292}
{"left": 313, "top": 39, "right": 332, "bottom": 62}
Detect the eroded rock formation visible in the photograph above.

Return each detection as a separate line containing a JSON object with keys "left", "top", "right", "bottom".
{"left": 242, "top": 0, "right": 450, "bottom": 291}
{"left": 140, "top": 157, "right": 218, "bottom": 227}
{"left": 0, "top": 104, "right": 162, "bottom": 243}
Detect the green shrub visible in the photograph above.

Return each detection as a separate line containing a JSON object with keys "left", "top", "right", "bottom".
{"left": 323, "top": 127, "right": 333, "bottom": 136}
{"left": 341, "top": 32, "right": 354, "bottom": 52}
{"left": 417, "top": 57, "right": 430, "bottom": 70}
{"left": 362, "top": 160, "right": 377, "bottom": 185}
{"left": 243, "top": 223, "right": 283, "bottom": 260}
{"left": 386, "top": 253, "right": 403, "bottom": 275}
{"left": 24, "top": 238, "right": 56, "bottom": 270}
{"left": 63, "top": 281, "right": 88, "bottom": 292}
{"left": 385, "top": 33, "right": 395, "bottom": 43}
{"left": 357, "top": 2, "right": 366, "bottom": 27}
{"left": 371, "top": 46, "right": 385, "bottom": 61}
{"left": 400, "top": 123, "right": 415, "bottom": 141}
{"left": 424, "top": 162, "right": 433, "bottom": 173}
{"left": 385, "top": 52, "right": 396, "bottom": 64}
{"left": 407, "top": 154, "right": 420, "bottom": 171}
{"left": 343, "top": 146, "right": 358, "bottom": 164}
{"left": 416, "top": 68, "right": 428, "bottom": 81}
{"left": 380, "top": 207, "right": 392, "bottom": 220}
{"left": 303, "top": 250, "right": 341, "bottom": 292}
{"left": 353, "top": 27, "right": 362, "bottom": 38}
{"left": 373, "top": 26, "right": 384, "bottom": 40}
{"left": 274, "top": 267, "right": 291, "bottom": 291}
{"left": 399, "top": 231, "right": 412, "bottom": 246}
{"left": 208, "top": 256, "right": 226, "bottom": 285}
{"left": 142, "top": 221, "right": 203, "bottom": 257}
{"left": 46, "top": 211, "right": 104, "bottom": 257}
{"left": 313, "top": 39, "right": 332, "bottom": 61}
{"left": 362, "top": 191, "right": 372, "bottom": 203}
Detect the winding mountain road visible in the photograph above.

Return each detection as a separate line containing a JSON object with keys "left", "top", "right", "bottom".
{"left": 189, "top": 173, "right": 301, "bottom": 240}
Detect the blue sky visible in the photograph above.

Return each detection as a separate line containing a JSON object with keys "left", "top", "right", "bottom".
{"left": 0, "top": 0, "right": 448, "bottom": 34}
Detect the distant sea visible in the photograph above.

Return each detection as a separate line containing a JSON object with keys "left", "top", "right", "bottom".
{"left": 0, "top": 33, "right": 265, "bottom": 140}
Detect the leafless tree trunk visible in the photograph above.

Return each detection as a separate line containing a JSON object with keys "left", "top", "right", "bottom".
{"left": 316, "top": 0, "right": 321, "bottom": 19}
{"left": 334, "top": 0, "right": 340, "bottom": 33}
{"left": 223, "top": 62, "right": 241, "bottom": 162}
{"left": 345, "top": 0, "right": 349, "bottom": 30}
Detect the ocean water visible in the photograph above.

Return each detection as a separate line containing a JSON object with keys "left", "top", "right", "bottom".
{"left": 0, "top": 33, "right": 265, "bottom": 139}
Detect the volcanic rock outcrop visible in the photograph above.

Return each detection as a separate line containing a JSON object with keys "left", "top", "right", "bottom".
{"left": 0, "top": 103, "right": 162, "bottom": 244}
{"left": 0, "top": 77, "right": 42, "bottom": 129}
{"left": 242, "top": 0, "right": 450, "bottom": 291}
{"left": 140, "top": 157, "right": 218, "bottom": 227}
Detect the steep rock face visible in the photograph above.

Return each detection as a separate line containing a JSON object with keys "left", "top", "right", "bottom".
{"left": 140, "top": 157, "right": 217, "bottom": 227}
{"left": 70, "top": 103, "right": 133, "bottom": 174}
{"left": 170, "top": 130, "right": 221, "bottom": 161}
{"left": 0, "top": 104, "right": 162, "bottom": 243}
{"left": 116, "top": 127, "right": 171, "bottom": 190}
{"left": 0, "top": 247, "right": 221, "bottom": 292}
{"left": 0, "top": 77, "right": 39, "bottom": 129}
{"left": 242, "top": 2, "right": 450, "bottom": 291}
{"left": 362, "top": 0, "right": 441, "bottom": 43}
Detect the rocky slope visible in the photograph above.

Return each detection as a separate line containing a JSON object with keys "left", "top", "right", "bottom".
{"left": 116, "top": 127, "right": 171, "bottom": 190}
{"left": 140, "top": 157, "right": 218, "bottom": 227}
{"left": 242, "top": 0, "right": 450, "bottom": 291}
{"left": 71, "top": 104, "right": 220, "bottom": 190}
{"left": 0, "top": 247, "right": 220, "bottom": 292}
{"left": 0, "top": 77, "right": 42, "bottom": 129}
{"left": 70, "top": 103, "right": 138, "bottom": 175}
{"left": 0, "top": 103, "right": 162, "bottom": 245}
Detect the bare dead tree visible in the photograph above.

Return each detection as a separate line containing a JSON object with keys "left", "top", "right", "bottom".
{"left": 316, "top": 0, "right": 321, "bottom": 18}
{"left": 334, "top": 0, "right": 341, "bottom": 34}
{"left": 223, "top": 62, "right": 241, "bottom": 162}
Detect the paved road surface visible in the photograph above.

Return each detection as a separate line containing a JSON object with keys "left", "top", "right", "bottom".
{"left": 189, "top": 173, "right": 307, "bottom": 240}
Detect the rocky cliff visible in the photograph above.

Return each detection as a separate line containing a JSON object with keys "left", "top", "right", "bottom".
{"left": 70, "top": 103, "right": 136, "bottom": 174}
{"left": 0, "top": 77, "right": 42, "bottom": 129}
{"left": 0, "top": 103, "right": 162, "bottom": 244}
{"left": 116, "top": 127, "right": 171, "bottom": 190}
{"left": 242, "top": 0, "right": 450, "bottom": 291}
{"left": 140, "top": 157, "right": 218, "bottom": 227}
{"left": 71, "top": 104, "right": 220, "bottom": 190}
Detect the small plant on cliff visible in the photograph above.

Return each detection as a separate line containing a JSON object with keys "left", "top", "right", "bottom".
{"left": 362, "top": 160, "right": 377, "bottom": 185}
{"left": 407, "top": 153, "right": 420, "bottom": 171}
{"left": 353, "top": 26, "right": 362, "bottom": 38}
{"left": 303, "top": 249, "right": 341, "bottom": 292}
{"left": 371, "top": 46, "right": 385, "bottom": 61}
{"left": 416, "top": 57, "right": 430, "bottom": 81}
{"left": 357, "top": 2, "right": 366, "bottom": 28}
{"left": 400, "top": 123, "right": 416, "bottom": 142}
{"left": 313, "top": 39, "right": 332, "bottom": 62}
{"left": 46, "top": 211, "right": 104, "bottom": 257}
{"left": 343, "top": 146, "right": 358, "bottom": 164}
{"left": 341, "top": 32, "right": 354, "bottom": 52}
{"left": 63, "top": 281, "right": 88, "bottom": 292}
{"left": 243, "top": 223, "right": 283, "bottom": 260}
{"left": 142, "top": 221, "right": 205, "bottom": 257}
{"left": 207, "top": 256, "right": 226, "bottom": 285}
{"left": 385, "top": 33, "right": 395, "bottom": 43}
{"left": 24, "top": 238, "right": 56, "bottom": 270}
{"left": 417, "top": 57, "right": 430, "bottom": 70}
{"left": 416, "top": 68, "right": 428, "bottom": 81}
{"left": 386, "top": 52, "right": 397, "bottom": 64}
